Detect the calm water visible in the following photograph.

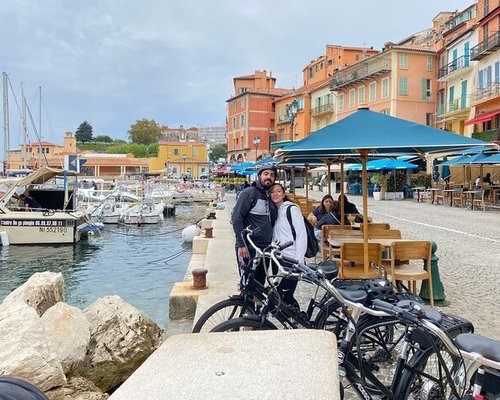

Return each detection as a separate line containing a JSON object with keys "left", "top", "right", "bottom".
{"left": 0, "top": 205, "right": 208, "bottom": 328}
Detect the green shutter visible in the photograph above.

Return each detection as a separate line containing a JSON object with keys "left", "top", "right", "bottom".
{"left": 421, "top": 78, "right": 427, "bottom": 100}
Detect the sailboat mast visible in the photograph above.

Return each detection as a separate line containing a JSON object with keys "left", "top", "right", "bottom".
{"left": 2, "top": 72, "right": 9, "bottom": 165}
{"left": 22, "top": 83, "right": 28, "bottom": 170}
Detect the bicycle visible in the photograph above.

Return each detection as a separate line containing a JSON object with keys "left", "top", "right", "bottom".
{"left": 372, "top": 299, "right": 500, "bottom": 400}
{"left": 192, "top": 226, "right": 339, "bottom": 333}
{"left": 210, "top": 244, "right": 475, "bottom": 399}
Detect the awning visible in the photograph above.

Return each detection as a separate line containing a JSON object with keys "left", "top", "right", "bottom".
{"left": 464, "top": 110, "right": 500, "bottom": 126}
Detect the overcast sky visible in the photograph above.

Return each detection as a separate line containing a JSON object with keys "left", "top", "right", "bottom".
{"left": 1, "top": 0, "right": 474, "bottom": 156}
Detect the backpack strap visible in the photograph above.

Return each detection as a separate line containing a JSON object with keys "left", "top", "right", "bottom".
{"left": 286, "top": 204, "right": 297, "bottom": 241}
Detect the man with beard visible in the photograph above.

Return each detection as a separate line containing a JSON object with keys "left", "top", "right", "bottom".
{"left": 231, "top": 164, "right": 277, "bottom": 284}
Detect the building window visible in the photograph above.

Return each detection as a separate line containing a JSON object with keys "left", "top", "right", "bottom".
{"left": 422, "top": 78, "right": 431, "bottom": 100}
{"left": 240, "top": 115, "right": 245, "bottom": 128}
{"left": 338, "top": 94, "right": 344, "bottom": 111}
{"left": 232, "top": 117, "right": 236, "bottom": 129}
{"left": 349, "top": 89, "right": 356, "bottom": 107}
{"left": 174, "top": 149, "right": 179, "bottom": 156}
{"left": 399, "top": 53, "right": 408, "bottom": 70}
{"left": 358, "top": 86, "right": 365, "bottom": 103}
{"left": 426, "top": 113, "right": 433, "bottom": 126}
{"left": 355, "top": 54, "right": 360, "bottom": 61}
{"left": 399, "top": 77, "right": 408, "bottom": 96}
{"left": 369, "top": 82, "right": 377, "bottom": 102}
{"left": 382, "top": 78, "right": 389, "bottom": 98}
{"left": 426, "top": 56, "right": 433, "bottom": 71}
{"left": 380, "top": 108, "right": 391, "bottom": 115}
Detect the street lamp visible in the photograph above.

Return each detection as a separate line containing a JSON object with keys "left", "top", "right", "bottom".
{"left": 252, "top": 136, "right": 261, "bottom": 161}
{"left": 286, "top": 99, "right": 299, "bottom": 143}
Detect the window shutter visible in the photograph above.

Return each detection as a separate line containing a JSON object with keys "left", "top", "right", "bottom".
{"left": 421, "top": 78, "right": 427, "bottom": 100}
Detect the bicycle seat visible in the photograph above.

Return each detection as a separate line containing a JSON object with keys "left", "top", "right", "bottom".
{"left": 454, "top": 333, "right": 500, "bottom": 363}
{"left": 338, "top": 288, "right": 368, "bottom": 304}
{"left": 309, "top": 260, "right": 338, "bottom": 280}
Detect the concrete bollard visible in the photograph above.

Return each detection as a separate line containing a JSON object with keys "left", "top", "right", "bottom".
{"left": 192, "top": 268, "right": 208, "bottom": 290}
{"left": 204, "top": 227, "right": 213, "bottom": 238}
{"left": 419, "top": 241, "right": 448, "bottom": 306}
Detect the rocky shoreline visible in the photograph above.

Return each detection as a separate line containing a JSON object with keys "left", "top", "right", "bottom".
{"left": 0, "top": 271, "right": 164, "bottom": 399}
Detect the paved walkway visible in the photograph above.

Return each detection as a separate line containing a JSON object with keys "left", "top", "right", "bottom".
{"left": 296, "top": 188, "right": 500, "bottom": 340}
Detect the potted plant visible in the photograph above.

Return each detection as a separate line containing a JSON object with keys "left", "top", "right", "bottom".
{"left": 370, "top": 173, "right": 386, "bottom": 200}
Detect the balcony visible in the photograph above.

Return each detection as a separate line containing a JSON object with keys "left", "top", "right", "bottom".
{"left": 470, "top": 31, "right": 500, "bottom": 61}
{"left": 438, "top": 55, "right": 471, "bottom": 80}
{"left": 436, "top": 98, "right": 470, "bottom": 120}
{"left": 277, "top": 115, "right": 291, "bottom": 124}
{"left": 311, "top": 103, "right": 334, "bottom": 116}
{"left": 471, "top": 83, "right": 500, "bottom": 104}
{"left": 330, "top": 58, "right": 391, "bottom": 90}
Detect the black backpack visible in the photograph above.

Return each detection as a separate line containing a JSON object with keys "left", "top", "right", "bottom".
{"left": 285, "top": 205, "right": 320, "bottom": 258}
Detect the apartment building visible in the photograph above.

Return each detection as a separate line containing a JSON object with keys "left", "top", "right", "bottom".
{"left": 329, "top": 44, "right": 438, "bottom": 125}
{"left": 436, "top": 4, "right": 478, "bottom": 136}
{"left": 227, "top": 70, "right": 290, "bottom": 162}
{"left": 149, "top": 141, "right": 209, "bottom": 178}
{"left": 466, "top": 0, "right": 500, "bottom": 143}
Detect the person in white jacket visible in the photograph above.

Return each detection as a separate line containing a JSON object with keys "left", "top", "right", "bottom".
{"left": 269, "top": 183, "right": 307, "bottom": 308}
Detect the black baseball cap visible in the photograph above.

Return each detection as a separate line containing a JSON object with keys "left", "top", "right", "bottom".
{"left": 257, "top": 164, "right": 277, "bottom": 176}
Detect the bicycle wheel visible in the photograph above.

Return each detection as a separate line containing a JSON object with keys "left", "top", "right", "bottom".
{"left": 314, "top": 298, "right": 347, "bottom": 336}
{"left": 192, "top": 297, "right": 257, "bottom": 333}
{"left": 209, "top": 316, "right": 278, "bottom": 332}
{"left": 395, "top": 346, "right": 463, "bottom": 400}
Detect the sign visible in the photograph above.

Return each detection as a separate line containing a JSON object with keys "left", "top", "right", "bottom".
{"left": 64, "top": 155, "right": 87, "bottom": 173}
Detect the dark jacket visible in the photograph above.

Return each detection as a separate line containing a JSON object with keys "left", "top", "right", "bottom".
{"left": 316, "top": 211, "right": 349, "bottom": 229}
{"left": 231, "top": 181, "right": 276, "bottom": 249}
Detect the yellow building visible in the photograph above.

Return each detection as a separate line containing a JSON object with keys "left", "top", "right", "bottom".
{"left": 150, "top": 141, "right": 210, "bottom": 179}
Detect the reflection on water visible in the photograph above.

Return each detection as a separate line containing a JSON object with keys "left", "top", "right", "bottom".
{"left": 0, "top": 205, "right": 207, "bottom": 328}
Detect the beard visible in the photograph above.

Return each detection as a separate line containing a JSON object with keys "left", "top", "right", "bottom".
{"left": 260, "top": 178, "right": 274, "bottom": 189}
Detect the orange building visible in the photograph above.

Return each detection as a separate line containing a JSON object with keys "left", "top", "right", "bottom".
{"left": 227, "top": 70, "right": 291, "bottom": 162}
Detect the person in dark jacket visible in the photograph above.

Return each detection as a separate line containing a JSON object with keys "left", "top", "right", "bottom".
{"left": 231, "top": 164, "right": 277, "bottom": 283}
{"left": 19, "top": 194, "right": 42, "bottom": 211}
{"left": 0, "top": 376, "right": 48, "bottom": 399}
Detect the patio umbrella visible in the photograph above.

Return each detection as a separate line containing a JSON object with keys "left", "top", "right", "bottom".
{"left": 480, "top": 153, "right": 500, "bottom": 164}
{"left": 279, "top": 107, "right": 489, "bottom": 269}
{"left": 346, "top": 158, "right": 418, "bottom": 171}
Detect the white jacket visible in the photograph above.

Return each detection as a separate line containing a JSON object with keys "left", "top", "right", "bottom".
{"left": 273, "top": 200, "right": 307, "bottom": 263}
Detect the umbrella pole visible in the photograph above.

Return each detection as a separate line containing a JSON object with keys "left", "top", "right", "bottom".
{"left": 305, "top": 164, "right": 309, "bottom": 202}
{"left": 340, "top": 160, "right": 345, "bottom": 227}
{"left": 327, "top": 161, "right": 332, "bottom": 196}
{"left": 361, "top": 150, "right": 369, "bottom": 273}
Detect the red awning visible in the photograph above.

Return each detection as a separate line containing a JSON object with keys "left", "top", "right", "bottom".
{"left": 464, "top": 110, "right": 500, "bottom": 126}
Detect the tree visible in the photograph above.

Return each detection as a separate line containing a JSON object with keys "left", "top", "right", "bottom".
{"left": 209, "top": 143, "right": 227, "bottom": 162}
{"left": 75, "top": 121, "right": 93, "bottom": 142}
{"left": 94, "top": 134, "right": 113, "bottom": 143}
{"left": 128, "top": 119, "right": 162, "bottom": 145}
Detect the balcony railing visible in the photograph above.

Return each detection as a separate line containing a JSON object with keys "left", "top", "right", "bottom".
{"left": 438, "top": 55, "right": 471, "bottom": 79}
{"left": 471, "top": 83, "right": 500, "bottom": 103}
{"left": 471, "top": 31, "right": 500, "bottom": 60}
{"left": 311, "top": 103, "right": 334, "bottom": 116}
{"left": 277, "top": 115, "right": 291, "bottom": 124}
{"left": 330, "top": 58, "right": 391, "bottom": 90}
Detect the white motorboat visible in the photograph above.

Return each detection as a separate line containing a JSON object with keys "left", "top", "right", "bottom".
{"left": 0, "top": 167, "right": 94, "bottom": 245}
{"left": 120, "top": 197, "right": 164, "bottom": 225}
{"left": 94, "top": 197, "right": 129, "bottom": 224}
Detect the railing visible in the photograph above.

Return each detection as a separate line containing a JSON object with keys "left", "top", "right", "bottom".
{"left": 330, "top": 58, "right": 391, "bottom": 90}
{"left": 311, "top": 103, "right": 334, "bottom": 116}
{"left": 277, "top": 115, "right": 291, "bottom": 124}
{"left": 471, "top": 83, "right": 500, "bottom": 103}
{"left": 438, "top": 55, "right": 470, "bottom": 79}
{"left": 471, "top": 31, "right": 500, "bottom": 60}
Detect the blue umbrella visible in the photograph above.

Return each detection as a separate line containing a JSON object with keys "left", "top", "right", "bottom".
{"left": 480, "top": 153, "right": 500, "bottom": 164}
{"left": 346, "top": 158, "right": 418, "bottom": 171}
{"left": 279, "top": 107, "right": 489, "bottom": 269}
{"left": 448, "top": 145, "right": 498, "bottom": 156}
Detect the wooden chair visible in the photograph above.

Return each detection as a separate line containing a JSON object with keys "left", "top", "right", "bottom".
{"left": 367, "top": 229, "right": 402, "bottom": 239}
{"left": 473, "top": 189, "right": 493, "bottom": 211}
{"left": 360, "top": 223, "right": 390, "bottom": 232}
{"left": 388, "top": 241, "right": 434, "bottom": 307}
{"left": 340, "top": 242, "right": 383, "bottom": 279}
{"left": 452, "top": 188, "right": 465, "bottom": 208}
{"left": 323, "top": 225, "right": 354, "bottom": 260}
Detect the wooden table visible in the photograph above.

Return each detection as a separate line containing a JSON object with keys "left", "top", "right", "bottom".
{"left": 463, "top": 190, "right": 483, "bottom": 210}
{"left": 426, "top": 188, "right": 443, "bottom": 205}
{"left": 443, "top": 188, "right": 461, "bottom": 207}
{"left": 412, "top": 187, "right": 426, "bottom": 203}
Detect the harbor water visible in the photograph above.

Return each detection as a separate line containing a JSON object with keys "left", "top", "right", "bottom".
{"left": 0, "top": 205, "right": 208, "bottom": 328}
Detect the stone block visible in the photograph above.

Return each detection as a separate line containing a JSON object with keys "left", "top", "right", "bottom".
{"left": 169, "top": 282, "right": 208, "bottom": 320}
{"left": 192, "top": 236, "right": 209, "bottom": 254}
